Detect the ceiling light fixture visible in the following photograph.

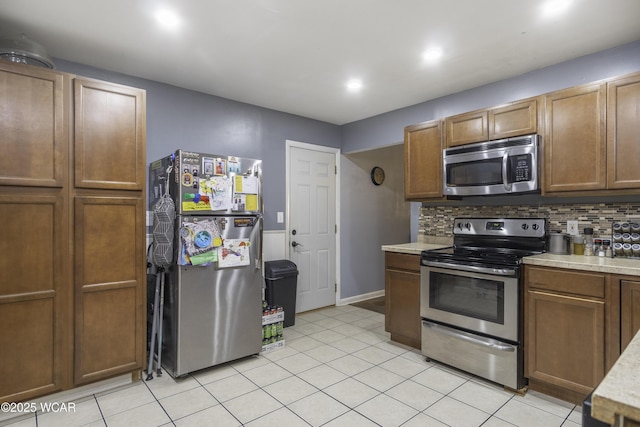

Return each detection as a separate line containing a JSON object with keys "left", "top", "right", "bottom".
{"left": 541, "top": 0, "right": 572, "bottom": 17}
{"left": 346, "top": 79, "right": 363, "bottom": 92}
{"left": 0, "top": 33, "right": 54, "bottom": 68}
{"left": 155, "top": 9, "right": 181, "bottom": 30}
{"left": 422, "top": 47, "right": 443, "bottom": 63}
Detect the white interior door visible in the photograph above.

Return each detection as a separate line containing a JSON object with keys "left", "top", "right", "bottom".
{"left": 288, "top": 142, "right": 337, "bottom": 313}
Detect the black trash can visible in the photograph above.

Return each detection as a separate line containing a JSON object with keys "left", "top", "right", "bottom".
{"left": 265, "top": 260, "right": 298, "bottom": 327}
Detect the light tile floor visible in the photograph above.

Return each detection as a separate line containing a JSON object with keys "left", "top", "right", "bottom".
{"left": 3, "top": 305, "right": 583, "bottom": 427}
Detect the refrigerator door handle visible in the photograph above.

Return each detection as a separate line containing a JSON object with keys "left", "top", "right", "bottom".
{"left": 255, "top": 215, "right": 263, "bottom": 271}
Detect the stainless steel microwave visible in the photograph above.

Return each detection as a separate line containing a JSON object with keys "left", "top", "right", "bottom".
{"left": 443, "top": 134, "right": 540, "bottom": 196}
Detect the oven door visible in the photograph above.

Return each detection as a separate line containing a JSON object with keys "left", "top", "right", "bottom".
{"left": 420, "top": 263, "right": 519, "bottom": 342}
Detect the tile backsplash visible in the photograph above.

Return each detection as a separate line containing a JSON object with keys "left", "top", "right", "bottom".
{"left": 419, "top": 203, "right": 640, "bottom": 239}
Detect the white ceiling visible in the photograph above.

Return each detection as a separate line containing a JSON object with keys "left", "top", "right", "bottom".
{"left": 1, "top": 0, "right": 639, "bottom": 125}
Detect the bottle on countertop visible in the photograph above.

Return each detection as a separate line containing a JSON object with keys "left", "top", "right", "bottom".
{"left": 584, "top": 227, "right": 594, "bottom": 256}
{"left": 573, "top": 235, "right": 585, "bottom": 255}
{"left": 595, "top": 238, "right": 604, "bottom": 256}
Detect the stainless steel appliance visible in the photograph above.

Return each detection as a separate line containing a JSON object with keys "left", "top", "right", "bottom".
{"left": 443, "top": 134, "right": 540, "bottom": 196}
{"left": 420, "top": 218, "right": 546, "bottom": 390}
{"left": 149, "top": 150, "right": 263, "bottom": 377}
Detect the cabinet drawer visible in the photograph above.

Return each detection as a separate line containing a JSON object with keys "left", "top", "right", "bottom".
{"left": 385, "top": 252, "right": 420, "bottom": 272}
{"left": 527, "top": 266, "right": 606, "bottom": 299}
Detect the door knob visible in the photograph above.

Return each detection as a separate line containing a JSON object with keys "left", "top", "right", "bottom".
{"left": 291, "top": 241, "right": 303, "bottom": 248}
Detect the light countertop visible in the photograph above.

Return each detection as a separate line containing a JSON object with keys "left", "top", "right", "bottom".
{"left": 592, "top": 329, "right": 640, "bottom": 425}
{"left": 381, "top": 242, "right": 451, "bottom": 255}
{"left": 523, "top": 253, "right": 640, "bottom": 276}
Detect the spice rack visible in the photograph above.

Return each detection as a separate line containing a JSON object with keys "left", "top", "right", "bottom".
{"left": 611, "top": 221, "right": 640, "bottom": 259}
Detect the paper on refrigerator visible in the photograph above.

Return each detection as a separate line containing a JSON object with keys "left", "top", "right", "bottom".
{"left": 218, "top": 239, "right": 251, "bottom": 268}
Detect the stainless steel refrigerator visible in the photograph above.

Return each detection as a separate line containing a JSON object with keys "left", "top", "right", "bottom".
{"left": 149, "top": 150, "right": 263, "bottom": 377}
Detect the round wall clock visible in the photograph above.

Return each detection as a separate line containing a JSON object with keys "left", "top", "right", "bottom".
{"left": 370, "top": 166, "right": 385, "bottom": 186}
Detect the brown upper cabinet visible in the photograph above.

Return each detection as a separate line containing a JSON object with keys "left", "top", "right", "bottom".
{"left": 445, "top": 110, "right": 487, "bottom": 147}
{"left": 607, "top": 73, "right": 640, "bottom": 189}
{"left": 445, "top": 97, "right": 541, "bottom": 147}
{"left": 543, "top": 83, "right": 607, "bottom": 193}
{"left": 74, "top": 78, "right": 146, "bottom": 190}
{"left": 544, "top": 71, "right": 640, "bottom": 195}
{"left": 0, "top": 62, "right": 68, "bottom": 188}
{"left": 404, "top": 120, "right": 444, "bottom": 200}
{"left": 405, "top": 71, "right": 640, "bottom": 200}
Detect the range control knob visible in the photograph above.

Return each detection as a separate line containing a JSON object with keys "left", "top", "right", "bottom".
{"left": 457, "top": 222, "right": 463, "bottom": 230}
{"left": 532, "top": 224, "right": 539, "bottom": 231}
{"left": 465, "top": 222, "right": 471, "bottom": 230}
{"left": 521, "top": 223, "right": 529, "bottom": 230}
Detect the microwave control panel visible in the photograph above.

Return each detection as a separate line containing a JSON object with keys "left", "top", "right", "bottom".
{"left": 509, "top": 154, "right": 532, "bottom": 182}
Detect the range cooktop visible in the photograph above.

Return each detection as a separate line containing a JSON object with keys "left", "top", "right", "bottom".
{"left": 421, "top": 218, "right": 547, "bottom": 268}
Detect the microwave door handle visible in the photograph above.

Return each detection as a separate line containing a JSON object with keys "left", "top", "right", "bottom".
{"left": 502, "top": 152, "right": 512, "bottom": 192}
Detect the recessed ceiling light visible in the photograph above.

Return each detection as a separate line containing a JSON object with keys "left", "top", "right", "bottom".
{"left": 422, "top": 47, "right": 443, "bottom": 63}
{"left": 541, "top": 0, "right": 572, "bottom": 17}
{"left": 346, "top": 79, "right": 363, "bottom": 92}
{"left": 155, "top": 9, "right": 180, "bottom": 30}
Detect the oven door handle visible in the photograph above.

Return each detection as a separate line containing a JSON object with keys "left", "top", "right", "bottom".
{"left": 423, "top": 321, "right": 516, "bottom": 352}
{"left": 422, "top": 261, "right": 517, "bottom": 277}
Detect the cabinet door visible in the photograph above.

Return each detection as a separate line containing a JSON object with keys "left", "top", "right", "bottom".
{"left": 74, "top": 195, "right": 145, "bottom": 385}
{"left": 384, "top": 253, "right": 421, "bottom": 348}
{"left": 74, "top": 78, "right": 146, "bottom": 190}
{"left": 607, "top": 73, "right": 640, "bottom": 189}
{"left": 544, "top": 83, "right": 606, "bottom": 193}
{"left": 489, "top": 98, "right": 540, "bottom": 140}
{"left": 526, "top": 290, "right": 605, "bottom": 396}
{"left": 0, "top": 62, "right": 68, "bottom": 187}
{"left": 0, "top": 190, "right": 70, "bottom": 402}
{"left": 621, "top": 279, "right": 640, "bottom": 352}
{"left": 445, "top": 110, "right": 488, "bottom": 147}
{"left": 404, "top": 120, "right": 444, "bottom": 200}
{"left": 385, "top": 268, "right": 421, "bottom": 349}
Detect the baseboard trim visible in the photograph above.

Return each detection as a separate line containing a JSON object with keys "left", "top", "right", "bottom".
{"left": 338, "top": 290, "right": 385, "bottom": 306}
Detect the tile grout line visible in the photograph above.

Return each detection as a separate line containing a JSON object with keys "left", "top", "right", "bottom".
{"left": 92, "top": 394, "right": 107, "bottom": 427}
{"left": 141, "top": 376, "right": 177, "bottom": 426}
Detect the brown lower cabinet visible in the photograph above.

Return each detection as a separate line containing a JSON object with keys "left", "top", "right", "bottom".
{"left": 525, "top": 265, "right": 640, "bottom": 404}
{"left": 384, "top": 252, "right": 421, "bottom": 349}
{"left": 620, "top": 278, "right": 640, "bottom": 351}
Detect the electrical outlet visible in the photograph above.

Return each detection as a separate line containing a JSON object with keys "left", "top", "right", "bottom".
{"left": 277, "top": 212, "right": 284, "bottom": 223}
{"left": 567, "top": 220, "right": 579, "bottom": 235}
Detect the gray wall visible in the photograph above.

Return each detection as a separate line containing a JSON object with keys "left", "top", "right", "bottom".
{"left": 54, "top": 59, "right": 341, "bottom": 230}
{"left": 341, "top": 145, "right": 410, "bottom": 299}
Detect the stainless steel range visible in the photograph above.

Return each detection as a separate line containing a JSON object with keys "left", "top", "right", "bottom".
{"left": 420, "top": 218, "right": 546, "bottom": 390}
